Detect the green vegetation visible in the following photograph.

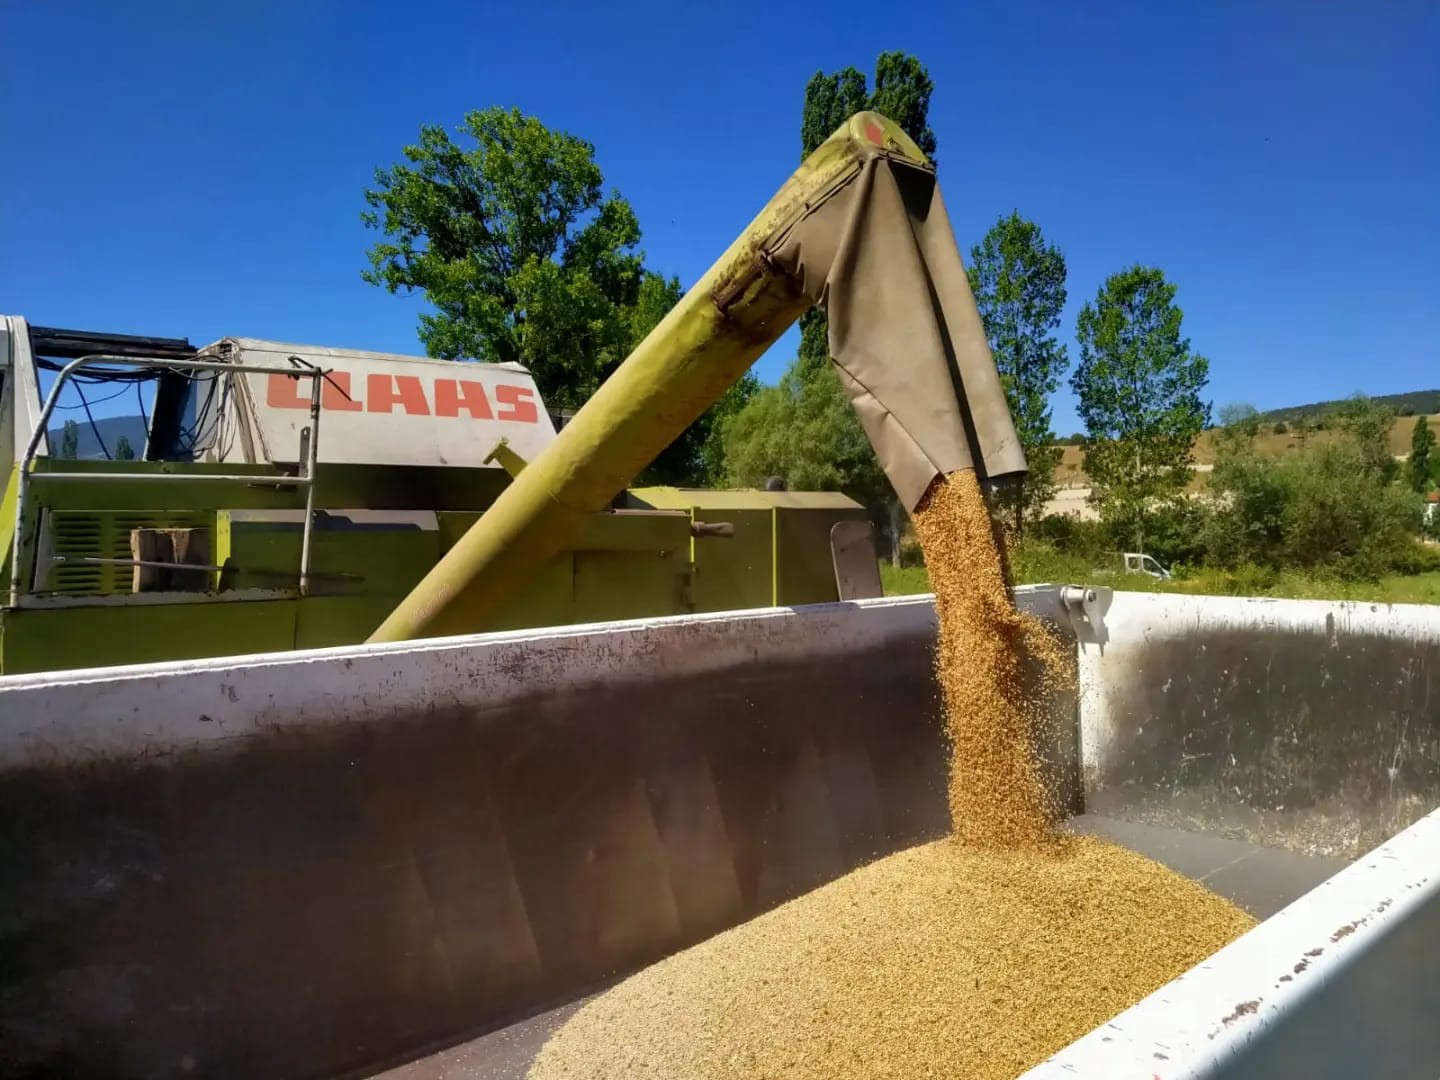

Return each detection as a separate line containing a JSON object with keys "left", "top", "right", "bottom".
{"left": 721, "top": 359, "right": 893, "bottom": 510}
{"left": 1201, "top": 396, "right": 1422, "bottom": 579}
{"left": 879, "top": 561, "right": 931, "bottom": 597}
{"left": 362, "top": 105, "right": 751, "bottom": 485}
{"left": 1410, "top": 413, "right": 1435, "bottom": 492}
{"left": 59, "top": 420, "right": 79, "bottom": 460}
{"left": 967, "top": 212, "right": 1069, "bottom": 535}
{"left": 1072, "top": 266, "right": 1210, "bottom": 553}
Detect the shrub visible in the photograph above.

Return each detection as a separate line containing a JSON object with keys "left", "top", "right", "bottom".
{"left": 1032, "top": 514, "right": 1111, "bottom": 562}
{"left": 1282, "top": 446, "right": 1418, "bottom": 578}
{"left": 1202, "top": 452, "right": 1291, "bottom": 568}
{"left": 1390, "top": 540, "right": 1440, "bottom": 576}
{"left": 1142, "top": 499, "right": 1210, "bottom": 568}
{"left": 1205, "top": 438, "right": 1423, "bottom": 580}
{"left": 1008, "top": 539, "right": 1096, "bottom": 584}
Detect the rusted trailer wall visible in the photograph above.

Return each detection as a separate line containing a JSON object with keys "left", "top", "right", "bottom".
{"left": 1079, "top": 593, "right": 1440, "bottom": 858}
{"left": 0, "top": 593, "right": 1079, "bottom": 1080}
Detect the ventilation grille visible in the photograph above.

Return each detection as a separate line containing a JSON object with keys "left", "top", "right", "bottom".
{"left": 46, "top": 511, "right": 211, "bottom": 595}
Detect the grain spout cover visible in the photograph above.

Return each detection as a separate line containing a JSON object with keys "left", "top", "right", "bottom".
{"left": 766, "top": 135, "right": 1027, "bottom": 510}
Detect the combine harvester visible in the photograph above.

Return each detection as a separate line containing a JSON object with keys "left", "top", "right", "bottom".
{"left": 2, "top": 114, "right": 1438, "bottom": 1078}
{"left": 1, "top": 326, "right": 878, "bottom": 674}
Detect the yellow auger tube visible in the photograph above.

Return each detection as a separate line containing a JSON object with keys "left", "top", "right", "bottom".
{"left": 368, "top": 113, "right": 923, "bottom": 642}
{"left": 378, "top": 103, "right": 1038, "bottom": 643}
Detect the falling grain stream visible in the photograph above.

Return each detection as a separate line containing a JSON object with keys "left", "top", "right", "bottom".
{"left": 530, "top": 472, "right": 1254, "bottom": 1079}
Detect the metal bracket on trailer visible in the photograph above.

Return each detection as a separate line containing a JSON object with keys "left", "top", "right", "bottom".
{"left": 1059, "top": 583, "right": 1110, "bottom": 647}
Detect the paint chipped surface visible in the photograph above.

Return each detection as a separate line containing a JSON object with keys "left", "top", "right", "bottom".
{"left": 1221, "top": 1000, "right": 1261, "bottom": 1025}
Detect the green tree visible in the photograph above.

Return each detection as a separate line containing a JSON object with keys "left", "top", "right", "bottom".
{"left": 1333, "top": 394, "right": 1397, "bottom": 483}
{"left": 720, "top": 360, "right": 893, "bottom": 518}
{"left": 800, "top": 67, "right": 871, "bottom": 163}
{"left": 363, "top": 106, "right": 737, "bottom": 485}
{"left": 1213, "top": 403, "right": 1261, "bottom": 457}
{"left": 1409, "top": 415, "right": 1434, "bottom": 493}
{"left": 966, "top": 212, "right": 1068, "bottom": 534}
{"left": 114, "top": 435, "right": 136, "bottom": 461}
{"left": 363, "top": 107, "right": 642, "bottom": 401}
{"left": 59, "top": 420, "right": 79, "bottom": 460}
{"left": 1071, "top": 266, "right": 1210, "bottom": 552}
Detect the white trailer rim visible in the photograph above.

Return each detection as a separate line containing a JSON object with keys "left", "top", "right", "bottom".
{"left": 1023, "top": 803, "right": 1440, "bottom": 1078}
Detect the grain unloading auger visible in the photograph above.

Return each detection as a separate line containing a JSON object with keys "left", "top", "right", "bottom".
{"left": 369, "top": 111, "right": 1027, "bottom": 642}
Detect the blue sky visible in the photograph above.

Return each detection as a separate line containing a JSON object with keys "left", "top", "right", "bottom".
{"left": 2, "top": 1, "right": 1436, "bottom": 434}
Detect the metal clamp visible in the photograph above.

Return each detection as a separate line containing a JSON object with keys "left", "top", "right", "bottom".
{"left": 1060, "top": 584, "right": 1108, "bottom": 644}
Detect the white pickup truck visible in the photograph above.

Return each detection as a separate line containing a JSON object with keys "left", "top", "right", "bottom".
{"left": 1121, "top": 550, "right": 1172, "bottom": 579}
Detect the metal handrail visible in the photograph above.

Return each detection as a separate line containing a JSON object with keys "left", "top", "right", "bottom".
{"left": 9, "top": 353, "right": 328, "bottom": 607}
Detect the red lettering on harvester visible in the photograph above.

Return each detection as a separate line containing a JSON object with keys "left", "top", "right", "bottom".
{"left": 494, "top": 384, "right": 538, "bottom": 423}
{"left": 268, "top": 371, "right": 364, "bottom": 411}
{"left": 266, "top": 369, "right": 539, "bottom": 423}
{"left": 266, "top": 373, "right": 308, "bottom": 409}
{"left": 434, "top": 378, "right": 493, "bottom": 419}
{"left": 366, "top": 373, "right": 430, "bottom": 415}
{"left": 321, "top": 371, "right": 364, "bottom": 411}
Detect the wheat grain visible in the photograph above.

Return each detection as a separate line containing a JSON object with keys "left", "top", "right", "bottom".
{"left": 529, "top": 470, "right": 1254, "bottom": 1080}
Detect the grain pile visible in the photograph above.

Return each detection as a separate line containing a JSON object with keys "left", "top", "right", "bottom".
{"left": 530, "top": 838, "right": 1253, "bottom": 1079}
{"left": 529, "top": 470, "right": 1255, "bottom": 1080}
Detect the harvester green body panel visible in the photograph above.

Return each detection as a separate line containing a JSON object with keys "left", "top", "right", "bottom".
{"left": 629, "top": 487, "right": 868, "bottom": 611}
{"left": 0, "top": 458, "right": 863, "bottom": 673}
{"left": 2, "top": 601, "right": 297, "bottom": 672}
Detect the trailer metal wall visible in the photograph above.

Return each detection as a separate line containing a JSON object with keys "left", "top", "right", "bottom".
{"left": 2, "top": 595, "right": 1081, "bottom": 1079}
{"left": 2, "top": 588, "right": 1437, "bottom": 1079}
{"left": 1078, "top": 593, "right": 1440, "bottom": 857}
{"left": 1024, "top": 803, "right": 1440, "bottom": 1079}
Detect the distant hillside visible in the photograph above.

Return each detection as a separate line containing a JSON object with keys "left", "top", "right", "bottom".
{"left": 1054, "top": 412, "right": 1440, "bottom": 492}
{"left": 46, "top": 414, "right": 148, "bottom": 460}
{"left": 1258, "top": 390, "right": 1440, "bottom": 423}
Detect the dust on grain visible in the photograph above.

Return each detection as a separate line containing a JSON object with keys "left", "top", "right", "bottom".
{"left": 529, "top": 470, "right": 1256, "bottom": 1080}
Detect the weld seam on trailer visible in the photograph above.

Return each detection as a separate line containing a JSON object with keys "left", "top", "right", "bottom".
{"left": 1021, "top": 804, "right": 1440, "bottom": 1078}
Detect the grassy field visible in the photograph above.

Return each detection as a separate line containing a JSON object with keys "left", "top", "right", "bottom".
{"left": 880, "top": 557, "right": 1440, "bottom": 606}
